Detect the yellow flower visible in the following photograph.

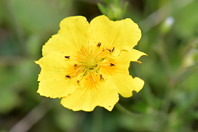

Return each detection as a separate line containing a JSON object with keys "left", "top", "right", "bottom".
{"left": 36, "top": 15, "right": 146, "bottom": 111}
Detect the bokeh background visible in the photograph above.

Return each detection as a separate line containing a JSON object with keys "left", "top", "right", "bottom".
{"left": 0, "top": 0, "right": 198, "bottom": 132}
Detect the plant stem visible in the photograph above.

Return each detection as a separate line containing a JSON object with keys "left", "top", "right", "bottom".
{"left": 9, "top": 99, "right": 51, "bottom": 132}
{"left": 115, "top": 102, "right": 142, "bottom": 118}
{"left": 92, "top": 107, "right": 103, "bottom": 132}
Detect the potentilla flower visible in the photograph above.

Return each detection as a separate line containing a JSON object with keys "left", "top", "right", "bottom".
{"left": 35, "top": 15, "right": 147, "bottom": 111}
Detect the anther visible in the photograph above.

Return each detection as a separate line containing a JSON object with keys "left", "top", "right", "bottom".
{"left": 112, "top": 47, "right": 115, "bottom": 52}
{"left": 100, "top": 74, "right": 104, "bottom": 80}
{"left": 65, "top": 75, "right": 71, "bottom": 78}
{"left": 97, "top": 42, "right": 101, "bottom": 47}
{"left": 107, "top": 49, "right": 111, "bottom": 52}
{"left": 65, "top": 56, "right": 70, "bottom": 59}
{"left": 110, "top": 63, "right": 115, "bottom": 66}
{"left": 74, "top": 64, "right": 77, "bottom": 67}
{"left": 77, "top": 80, "right": 80, "bottom": 83}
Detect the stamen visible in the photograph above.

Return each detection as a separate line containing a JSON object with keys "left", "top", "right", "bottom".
{"left": 77, "top": 80, "right": 80, "bottom": 83}
{"left": 96, "top": 49, "right": 104, "bottom": 56}
{"left": 77, "top": 69, "right": 88, "bottom": 81}
{"left": 107, "top": 47, "right": 115, "bottom": 52}
{"left": 112, "top": 47, "right": 115, "bottom": 52}
{"left": 65, "top": 56, "right": 70, "bottom": 59}
{"left": 91, "top": 73, "right": 96, "bottom": 82}
{"left": 110, "top": 63, "right": 115, "bottom": 66}
{"left": 66, "top": 75, "right": 71, "bottom": 78}
{"left": 73, "top": 67, "right": 82, "bottom": 77}
{"left": 74, "top": 64, "right": 77, "bottom": 67}
{"left": 97, "top": 42, "right": 101, "bottom": 47}
{"left": 107, "top": 49, "right": 111, "bottom": 52}
{"left": 81, "top": 47, "right": 88, "bottom": 57}
{"left": 97, "top": 49, "right": 110, "bottom": 57}
{"left": 100, "top": 74, "right": 104, "bottom": 80}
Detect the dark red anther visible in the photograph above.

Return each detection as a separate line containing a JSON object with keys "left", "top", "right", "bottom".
{"left": 65, "top": 56, "right": 70, "bottom": 59}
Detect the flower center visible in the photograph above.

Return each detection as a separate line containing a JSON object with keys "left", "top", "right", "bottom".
{"left": 65, "top": 42, "right": 116, "bottom": 85}
{"left": 85, "top": 57, "right": 98, "bottom": 69}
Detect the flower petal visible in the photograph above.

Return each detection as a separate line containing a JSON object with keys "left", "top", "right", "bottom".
{"left": 101, "top": 67, "right": 144, "bottom": 98}
{"left": 60, "top": 79, "right": 119, "bottom": 111}
{"left": 116, "top": 49, "right": 147, "bottom": 64}
{"left": 100, "top": 49, "right": 146, "bottom": 77}
{"left": 110, "top": 75, "right": 144, "bottom": 97}
{"left": 36, "top": 52, "right": 79, "bottom": 98}
{"left": 42, "top": 16, "right": 90, "bottom": 56}
{"left": 90, "top": 15, "right": 141, "bottom": 56}
{"left": 100, "top": 49, "right": 146, "bottom": 97}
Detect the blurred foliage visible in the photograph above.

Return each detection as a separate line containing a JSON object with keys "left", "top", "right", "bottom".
{"left": 0, "top": 0, "right": 198, "bottom": 132}
{"left": 98, "top": 0, "right": 128, "bottom": 20}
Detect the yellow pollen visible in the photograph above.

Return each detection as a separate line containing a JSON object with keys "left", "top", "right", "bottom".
{"left": 75, "top": 46, "right": 114, "bottom": 82}
{"left": 85, "top": 57, "right": 98, "bottom": 69}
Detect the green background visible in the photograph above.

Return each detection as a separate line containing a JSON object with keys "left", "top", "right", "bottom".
{"left": 0, "top": 0, "right": 198, "bottom": 131}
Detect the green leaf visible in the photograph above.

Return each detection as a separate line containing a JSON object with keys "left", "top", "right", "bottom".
{"left": 97, "top": 3, "right": 106, "bottom": 15}
{"left": 26, "top": 34, "right": 42, "bottom": 58}
{"left": 123, "top": 1, "right": 129, "bottom": 14}
{"left": 0, "top": 88, "right": 20, "bottom": 113}
{"left": 113, "top": 0, "right": 119, "bottom": 6}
